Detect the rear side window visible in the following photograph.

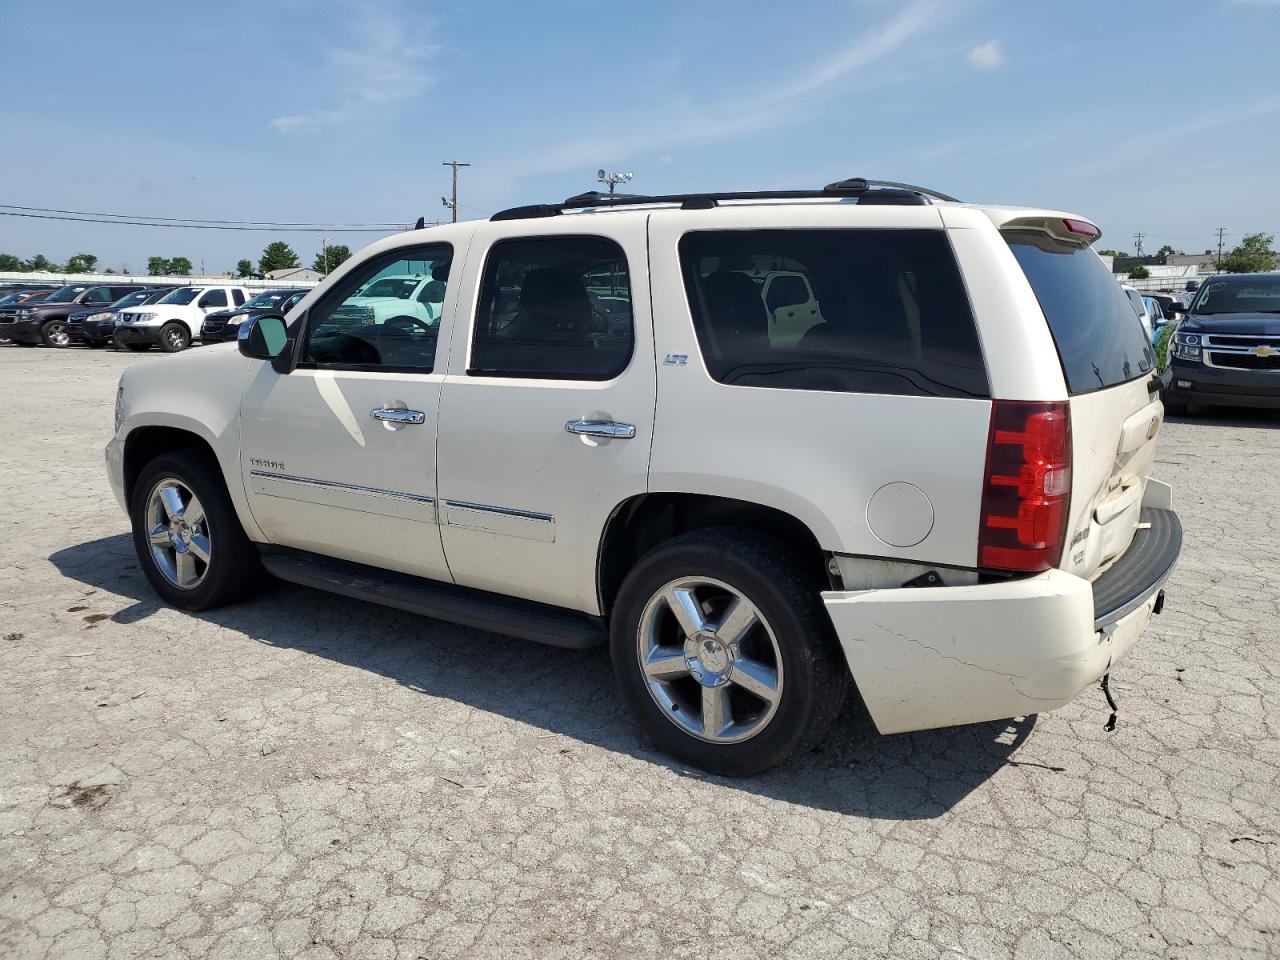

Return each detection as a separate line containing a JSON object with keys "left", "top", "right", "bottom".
{"left": 679, "top": 229, "right": 989, "bottom": 398}
{"left": 1006, "top": 232, "right": 1154, "bottom": 394}
{"left": 469, "top": 236, "right": 633, "bottom": 380}
{"left": 232, "top": 289, "right": 246, "bottom": 306}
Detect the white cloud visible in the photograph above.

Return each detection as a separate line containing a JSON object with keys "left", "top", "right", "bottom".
{"left": 271, "top": 4, "right": 436, "bottom": 133}
{"left": 966, "top": 39, "right": 1004, "bottom": 71}
{"left": 515, "top": 0, "right": 950, "bottom": 175}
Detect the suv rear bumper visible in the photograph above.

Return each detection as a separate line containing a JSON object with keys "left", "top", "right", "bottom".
{"left": 823, "top": 507, "right": 1181, "bottom": 735}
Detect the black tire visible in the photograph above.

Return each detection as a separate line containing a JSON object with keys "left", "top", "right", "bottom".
{"left": 85, "top": 340, "right": 106, "bottom": 349}
{"left": 123, "top": 342, "right": 150, "bottom": 352}
{"left": 129, "top": 451, "right": 261, "bottom": 611}
{"left": 41, "top": 320, "right": 71, "bottom": 348}
{"left": 609, "top": 527, "right": 848, "bottom": 776}
{"left": 159, "top": 322, "right": 190, "bottom": 353}
{"left": 1162, "top": 399, "right": 1187, "bottom": 417}
{"left": 15, "top": 340, "right": 36, "bottom": 347}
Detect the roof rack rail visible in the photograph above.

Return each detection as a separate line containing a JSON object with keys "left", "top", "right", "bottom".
{"left": 490, "top": 178, "right": 959, "bottom": 221}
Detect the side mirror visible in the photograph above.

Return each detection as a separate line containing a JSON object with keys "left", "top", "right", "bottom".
{"left": 238, "top": 314, "right": 288, "bottom": 360}
{"left": 1166, "top": 304, "right": 1186, "bottom": 319}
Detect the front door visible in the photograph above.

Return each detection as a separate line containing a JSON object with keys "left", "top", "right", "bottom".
{"left": 239, "top": 243, "right": 458, "bottom": 581}
{"left": 435, "top": 218, "right": 656, "bottom": 613}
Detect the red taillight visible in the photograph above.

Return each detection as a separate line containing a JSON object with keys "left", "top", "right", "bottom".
{"left": 978, "top": 401, "right": 1072, "bottom": 572}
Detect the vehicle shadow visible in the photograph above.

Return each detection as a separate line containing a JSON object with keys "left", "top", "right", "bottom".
{"left": 50, "top": 534, "right": 1043, "bottom": 820}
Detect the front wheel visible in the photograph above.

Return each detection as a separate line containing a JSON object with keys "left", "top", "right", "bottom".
{"left": 610, "top": 528, "right": 848, "bottom": 776}
{"left": 41, "top": 320, "right": 71, "bottom": 347}
{"left": 159, "top": 322, "right": 190, "bottom": 353}
{"left": 129, "top": 452, "right": 261, "bottom": 611}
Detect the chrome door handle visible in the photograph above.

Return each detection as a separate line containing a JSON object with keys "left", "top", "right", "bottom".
{"left": 371, "top": 407, "right": 425, "bottom": 425}
{"left": 565, "top": 419, "right": 636, "bottom": 439}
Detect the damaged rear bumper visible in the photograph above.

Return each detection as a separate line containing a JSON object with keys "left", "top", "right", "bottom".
{"left": 823, "top": 506, "right": 1181, "bottom": 735}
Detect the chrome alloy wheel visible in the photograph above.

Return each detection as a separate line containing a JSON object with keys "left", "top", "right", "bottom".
{"left": 637, "top": 577, "right": 784, "bottom": 743}
{"left": 144, "top": 478, "right": 211, "bottom": 589}
{"left": 164, "top": 327, "right": 186, "bottom": 350}
{"left": 46, "top": 322, "right": 70, "bottom": 346}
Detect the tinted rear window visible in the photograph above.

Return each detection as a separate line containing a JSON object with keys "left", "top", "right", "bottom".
{"left": 679, "top": 229, "right": 989, "bottom": 398}
{"left": 1006, "top": 232, "right": 1154, "bottom": 394}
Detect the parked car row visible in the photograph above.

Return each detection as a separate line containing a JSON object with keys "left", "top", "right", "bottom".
{"left": 0, "top": 282, "right": 309, "bottom": 352}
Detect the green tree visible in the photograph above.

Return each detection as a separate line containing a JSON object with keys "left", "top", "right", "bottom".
{"left": 235, "top": 259, "right": 254, "bottom": 278}
{"left": 169, "top": 257, "right": 193, "bottom": 276}
{"left": 0, "top": 253, "right": 21, "bottom": 270}
{"left": 1156, "top": 244, "right": 1179, "bottom": 257}
{"left": 258, "top": 241, "right": 300, "bottom": 274}
{"left": 147, "top": 256, "right": 172, "bottom": 276}
{"left": 1129, "top": 265, "right": 1150, "bottom": 280}
{"left": 104, "top": 267, "right": 117, "bottom": 274}
{"left": 1097, "top": 249, "right": 1125, "bottom": 257}
{"left": 1219, "top": 232, "right": 1277, "bottom": 273}
{"left": 64, "top": 253, "right": 99, "bottom": 273}
{"left": 312, "top": 243, "right": 352, "bottom": 273}
{"left": 23, "top": 254, "right": 55, "bottom": 272}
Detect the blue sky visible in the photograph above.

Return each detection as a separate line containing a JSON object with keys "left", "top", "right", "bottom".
{"left": 2, "top": 0, "right": 1278, "bottom": 272}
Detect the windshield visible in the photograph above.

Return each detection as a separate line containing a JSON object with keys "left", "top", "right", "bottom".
{"left": 141, "top": 289, "right": 172, "bottom": 304}
{"left": 110, "top": 291, "right": 152, "bottom": 310}
{"left": 44, "top": 285, "right": 89, "bottom": 303}
{"left": 157, "top": 287, "right": 201, "bottom": 305}
{"left": 356, "top": 277, "right": 421, "bottom": 299}
{"left": 244, "top": 290, "right": 290, "bottom": 309}
{"left": 1190, "top": 276, "right": 1280, "bottom": 314}
{"left": 1006, "top": 232, "right": 1154, "bottom": 394}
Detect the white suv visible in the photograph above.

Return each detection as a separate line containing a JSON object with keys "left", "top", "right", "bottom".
{"left": 105, "top": 179, "right": 1180, "bottom": 775}
{"left": 115, "top": 284, "right": 251, "bottom": 352}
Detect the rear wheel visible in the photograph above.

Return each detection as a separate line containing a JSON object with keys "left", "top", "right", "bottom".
{"left": 41, "top": 320, "right": 71, "bottom": 347}
{"left": 610, "top": 528, "right": 848, "bottom": 776}
{"left": 159, "top": 322, "right": 190, "bottom": 353}
{"left": 1162, "top": 399, "right": 1187, "bottom": 417}
{"left": 129, "top": 452, "right": 260, "bottom": 611}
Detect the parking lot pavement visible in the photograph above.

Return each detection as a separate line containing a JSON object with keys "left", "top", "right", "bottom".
{"left": 0, "top": 347, "right": 1277, "bottom": 960}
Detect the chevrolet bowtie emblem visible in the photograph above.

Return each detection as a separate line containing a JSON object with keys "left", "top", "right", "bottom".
{"left": 1254, "top": 345, "right": 1275, "bottom": 358}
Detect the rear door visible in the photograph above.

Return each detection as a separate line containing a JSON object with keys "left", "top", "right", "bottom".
{"left": 434, "top": 215, "right": 656, "bottom": 613}
{"left": 1002, "top": 228, "right": 1162, "bottom": 578}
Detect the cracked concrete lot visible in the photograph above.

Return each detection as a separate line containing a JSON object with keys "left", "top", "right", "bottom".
{"left": 1, "top": 346, "right": 1278, "bottom": 960}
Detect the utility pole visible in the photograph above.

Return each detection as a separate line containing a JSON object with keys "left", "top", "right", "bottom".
{"left": 319, "top": 237, "right": 329, "bottom": 275}
{"left": 441, "top": 159, "right": 470, "bottom": 223}
{"left": 1132, "top": 231, "right": 1144, "bottom": 257}
{"left": 1216, "top": 227, "right": 1227, "bottom": 269}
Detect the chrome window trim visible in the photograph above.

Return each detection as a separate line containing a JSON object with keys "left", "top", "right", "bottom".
{"left": 443, "top": 499, "right": 554, "bottom": 523}
{"left": 249, "top": 470, "right": 435, "bottom": 504}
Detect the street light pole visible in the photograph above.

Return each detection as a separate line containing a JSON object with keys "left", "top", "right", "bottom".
{"left": 597, "top": 169, "right": 634, "bottom": 196}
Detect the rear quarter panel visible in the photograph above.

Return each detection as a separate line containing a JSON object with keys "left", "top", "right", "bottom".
{"left": 646, "top": 204, "right": 992, "bottom": 567}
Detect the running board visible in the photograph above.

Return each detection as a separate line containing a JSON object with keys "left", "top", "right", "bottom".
{"left": 258, "top": 548, "right": 605, "bottom": 649}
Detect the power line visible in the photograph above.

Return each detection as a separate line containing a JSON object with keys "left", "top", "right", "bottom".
{"left": 0, "top": 202, "right": 406, "bottom": 229}
{"left": 0, "top": 210, "right": 405, "bottom": 233}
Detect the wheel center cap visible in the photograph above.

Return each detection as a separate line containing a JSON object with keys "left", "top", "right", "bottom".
{"left": 686, "top": 630, "right": 730, "bottom": 683}
{"left": 169, "top": 519, "right": 192, "bottom": 549}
